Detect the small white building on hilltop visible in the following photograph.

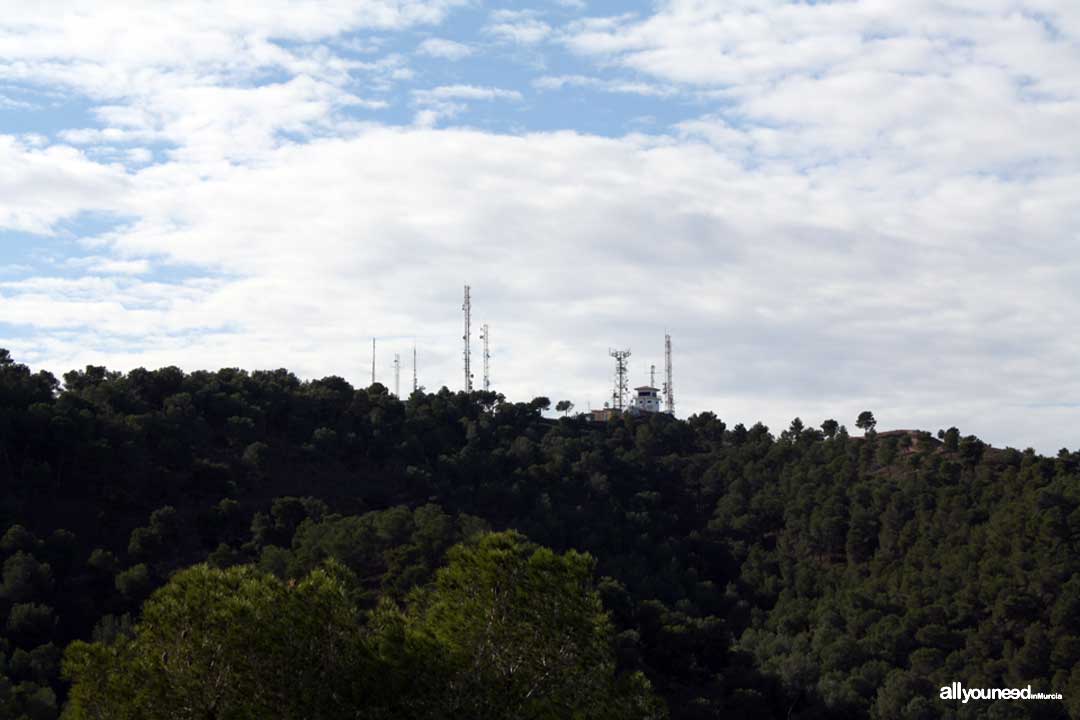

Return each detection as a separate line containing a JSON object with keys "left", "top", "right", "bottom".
{"left": 630, "top": 385, "right": 661, "bottom": 414}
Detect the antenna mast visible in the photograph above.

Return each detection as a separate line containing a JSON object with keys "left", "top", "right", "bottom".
{"left": 609, "top": 348, "right": 631, "bottom": 412}
{"left": 650, "top": 363, "right": 656, "bottom": 388}
{"left": 480, "top": 323, "right": 490, "bottom": 391}
{"left": 371, "top": 337, "right": 376, "bottom": 386}
{"left": 412, "top": 344, "right": 418, "bottom": 393}
{"left": 393, "top": 353, "right": 400, "bottom": 397}
{"left": 663, "top": 334, "right": 674, "bottom": 414}
{"left": 462, "top": 285, "right": 473, "bottom": 392}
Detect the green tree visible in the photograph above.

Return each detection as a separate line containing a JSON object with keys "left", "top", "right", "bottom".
{"left": 7, "top": 603, "right": 56, "bottom": 644}
{"left": 530, "top": 396, "right": 552, "bottom": 413}
{"left": 0, "top": 525, "right": 39, "bottom": 555}
{"left": 856, "top": 411, "right": 877, "bottom": 435}
{"left": 1, "top": 551, "right": 53, "bottom": 602}
{"left": 63, "top": 562, "right": 374, "bottom": 720}
{"left": 941, "top": 426, "right": 960, "bottom": 451}
{"left": 403, "top": 531, "right": 666, "bottom": 719}
{"left": 114, "top": 564, "right": 151, "bottom": 601}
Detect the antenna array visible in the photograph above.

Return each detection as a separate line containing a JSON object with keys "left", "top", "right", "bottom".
{"left": 663, "top": 334, "right": 674, "bottom": 414}
{"left": 462, "top": 285, "right": 473, "bottom": 392}
{"left": 393, "top": 353, "right": 400, "bottom": 397}
{"left": 480, "top": 323, "right": 491, "bottom": 391}
{"left": 609, "top": 348, "right": 631, "bottom": 411}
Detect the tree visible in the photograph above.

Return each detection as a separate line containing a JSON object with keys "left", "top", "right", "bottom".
{"left": 1, "top": 551, "right": 53, "bottom": 602}
{"left": 65, "top": 540, "right": 665, "bottom": 720}
{"left": 787, "top": 417, "right": 805, "bottom": 442}
{"left": 114, "top": 564, "right": 151, "bottom": 601}
{"left": 530, "top": 396, "right": 552, "bottom": 413}
{"left": 63, "top": 563, "right": 375, "bottom": 720}
{"left": 556, "top": 400, "right": 575, "bottom": 417}
{"left": 403, "top": 531, "right": 666, "bottom": 719}
{"left": 7, "top": 603, "right": 56, "bottom": 645}
{"left": 855, "top": 411, "right": 876, "bottom": 435}
{"left": 0, "top": 525, "right": 38, "bottom": 555}
{"left": 241, "top": 441, "right": 270, "bottom": 475}
{"left": 942, "top": 426, "right": 960, "bottom": 451}
{"left": 821, "top": 419, "right": 839, "bottom": 439}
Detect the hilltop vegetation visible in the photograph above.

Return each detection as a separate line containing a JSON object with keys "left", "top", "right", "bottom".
{"left": 0, "top": 349, "right": 1077, "bottom": 719}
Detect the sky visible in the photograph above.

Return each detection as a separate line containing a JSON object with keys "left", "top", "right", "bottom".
{"left": 1, "top": 0, "right": 1079, "bottom": 452}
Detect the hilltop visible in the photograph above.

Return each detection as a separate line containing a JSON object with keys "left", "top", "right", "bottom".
{"left": 0, "top": 351, "right": 1076, "bottom": 719}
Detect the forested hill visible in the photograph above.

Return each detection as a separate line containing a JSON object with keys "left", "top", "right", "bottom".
{"left": 0, "top": 349, "right": 1077, "bottom": 719}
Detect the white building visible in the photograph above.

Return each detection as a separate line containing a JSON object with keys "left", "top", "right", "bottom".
{"left": 630, "top": 385, "right": 661, "bottom": 414}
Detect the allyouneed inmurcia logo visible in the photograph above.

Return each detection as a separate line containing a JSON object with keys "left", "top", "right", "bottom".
{"left": 940, "top": 682, "right": 1063, "bottom": 703}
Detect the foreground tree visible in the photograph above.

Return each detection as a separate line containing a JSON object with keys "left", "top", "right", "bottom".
{"left": 62, "top": 563, "right": 374, "bottom": 720}
{"left": 400, "top": 531, "right": 665, "bottom": 719}
{"left": 63, "top": 533, "right": 664, "bottom": 720}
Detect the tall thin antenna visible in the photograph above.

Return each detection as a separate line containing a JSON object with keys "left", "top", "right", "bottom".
{"left": 412, "top": 343, "right": 418, "bottom": 393}
{"left": 650, "top": 363, "right": 656, "bottom": 388}
{"left": 462, "top": 285, "right": 473, "bottom": 392}
{"left": 609, "top": 348, "right": 631, "bottom": 412}
{"left": 663, "top": 333, "right": 674, "bottom": 414}
{"left": 480, "top": 323, "right": 490, "bottom": 391}
{"left": 371, "top": 337, "right": 376, "bottom": 386}
{"left": 393, "top": 353, "right": 400, "bottom": 397}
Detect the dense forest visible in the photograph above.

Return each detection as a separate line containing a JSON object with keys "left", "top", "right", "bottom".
{"left": 0, "top": 348, "right": 1077, "bottom": 719}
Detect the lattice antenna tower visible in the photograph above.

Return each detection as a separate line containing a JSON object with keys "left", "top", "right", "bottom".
{"left": 480, "top": 323, "right": 491, "bottom": 391}
{"left": 412, "top": 344, "right": 418, "bottom": 393}
{"left": 609, "top": 348, "right": 631, "bottom": 411}
{"left": 650, "top": 363, "right": 656, "bottom": 388}
{"left": 371, "top": 338, "right": 376, "bottom": 386}
{"left": 393, "top": 353, "right": 400, "bottom": 397}
{"left": 462, "top": 285, "right": 473, "bottom": 392}
{"left": 663, "top": 333, "right": 674, "bottom": 414}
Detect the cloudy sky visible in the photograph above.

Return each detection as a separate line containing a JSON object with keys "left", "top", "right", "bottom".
{"left": 1, "top": 0, "right": 1078, "bottom": 451}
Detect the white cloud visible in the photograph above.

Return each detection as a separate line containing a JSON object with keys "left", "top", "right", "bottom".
{"left": 533, "top": 74, "right": 675, "bottom": 96}
{"left": 126, "top": 148, "right": 154, "bottom": 165}
{"left": 0, "top": 275, "right": 226, "bottom": 334}
{"left": 67, "top": 256, "right": 153, "bottom": 275}
{"left": 485, "top": 9, "right": 552, "bottom": 45}
{"left": 566, "top": 1, "right": 1080, "bottom": 174}
{"left": 0, "top": 135, "right": 128, "bottom": 234}
{"left": 417, "top": 37, "right": 474, "bottom": 60}
{"left": 0, "top": 93, "right": 35, "bottom": 109}
{"left": 414, "top": 85, "right": 523, "bottom": 102}
{"left": 0, "top": 3, "right": 450, "bottom": 163}
{"left": 0, "top": 1, "right": 467, "bottom": 65}
{"left": 411, "top": 85, "right": 523, "bottom": 126}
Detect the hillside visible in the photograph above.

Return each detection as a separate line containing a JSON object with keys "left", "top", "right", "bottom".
{"left": 0, "top": 349, "right": 1077, "bottom": 719}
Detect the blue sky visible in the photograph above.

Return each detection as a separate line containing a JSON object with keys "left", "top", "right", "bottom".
{"left": 1, "top": 0, "right": 1079, "bottom": 452}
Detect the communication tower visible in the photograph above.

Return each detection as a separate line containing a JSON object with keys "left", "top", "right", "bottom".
{"left": 463, "top": 285, "right": 473, "bottom": 392}
{"left": 393, "top": 353, "right": 400, "bottom": 397}
{"left": 480, "top": 324, "right": 491, "bottom": 391}
{"left": 663, "top": 334, "right": 674, "bottom": 414}
{"left": 609, "top": 348, "right": 631, "bottom": 411}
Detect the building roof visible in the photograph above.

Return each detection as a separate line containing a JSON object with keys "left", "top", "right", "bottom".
{"left": 634, "top": 386, "right": 659, "bottom": 392}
